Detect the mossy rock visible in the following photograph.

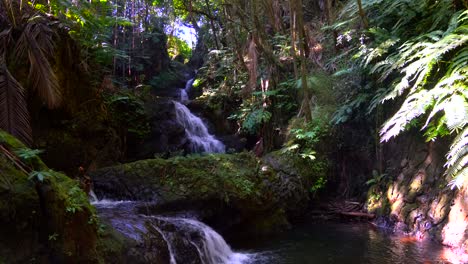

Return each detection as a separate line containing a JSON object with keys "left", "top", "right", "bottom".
{"left": 91, "top": 151, "right": 310, "bottom": 236}
{"left": 0, "top": 130, "right": 100, "bottom": 263}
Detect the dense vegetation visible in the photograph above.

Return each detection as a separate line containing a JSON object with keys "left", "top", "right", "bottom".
{"left": 0, "top": 0, "right": 467, "bottom": 262}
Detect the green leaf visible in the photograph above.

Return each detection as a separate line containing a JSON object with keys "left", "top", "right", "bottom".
{"left": 14, "top": 148, "right": 44, "bottom": 160}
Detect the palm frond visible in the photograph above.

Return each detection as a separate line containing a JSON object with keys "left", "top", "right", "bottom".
{"left": 15, "top": 13, "right": 61, "bottom": 108}
{"left": 0, "top": 59, "right": 31, "bottom": 145}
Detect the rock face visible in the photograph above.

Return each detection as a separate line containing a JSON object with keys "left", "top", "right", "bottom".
{"left": 90, "top": 152, "right": 310, "bottom": 237}
{"left": 127, "top": 99, "right": 188, "bottom": 160}
{"left": 0, "top": 131, "right": 100, "bottom": 263}
{"left": 367, "top": 132, "right": 468, "bottom": 254}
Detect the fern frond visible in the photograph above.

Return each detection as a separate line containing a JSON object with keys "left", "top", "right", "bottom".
{"left": 445, "top": 126, "right": 468, "bottom": 190}
{"left": 446, "top": 127, "right": 468, "bottom": 167}
{"left": 448, "top": 167, "right": 468, "bottom": 190}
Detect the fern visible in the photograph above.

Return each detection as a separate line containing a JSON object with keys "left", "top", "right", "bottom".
{"left": 376, "top": 10, "right": 468, "bottom": 188}
{"left": 242, "top": 109, "right": 272, "bottom": 134}
{"left": 447, "top": 127, "right": 468, "bottom": 189}
{"left": 380, "top": 11, "right": 468, "bottom": 142}
{"left": 337, "top": 2, "right": 468, "bottom": 188}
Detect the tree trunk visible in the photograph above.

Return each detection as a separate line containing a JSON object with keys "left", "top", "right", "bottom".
{"left": 293, "top": 0, "right": 312, "bottom": 121}
{"left": 356, "top": 0, "right": 369, "bottom": 29}
{"left": 204, "top": 0, "right": 220, "bottom": 50}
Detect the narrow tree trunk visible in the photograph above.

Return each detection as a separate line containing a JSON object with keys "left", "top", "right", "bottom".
{"left": 289, "top": 0, "right": 299, "bottom": 79}
{"left": 204, "top": 0, "right": 220, "bottom": 50}
{"left": 356, "top": 0, "right": 369, "bottom": 29}
{"left": 294, "top": 0, "right": 312, "bottom": 121}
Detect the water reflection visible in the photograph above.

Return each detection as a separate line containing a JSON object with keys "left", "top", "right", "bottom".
{"left": 234, "top": 223, "right": 468, "bottom": 264}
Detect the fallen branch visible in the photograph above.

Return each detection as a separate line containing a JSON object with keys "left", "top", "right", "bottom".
{"left": 339, "top": 211, "right": 375, "bottom": 219}
{"left": 0, "top": 144, "right": 31, "bottom": 175}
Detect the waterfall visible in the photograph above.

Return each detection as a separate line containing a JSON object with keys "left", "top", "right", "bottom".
{"left": 153, "top": 217, "right": 250, "bottom": 264}
{"left": 93, "top": 199, "right": 251, "bottom": 264}
{"left": 179, "top": 78, "right": 195, "bottom": 104}
{"left": 180, "top": 89, "right": 189, "bottom": 103}
{"left": 173, "top": 101, "right": 225, "bottom": 153}
{"left": 89, "top": 189, "right": 98, "bottom": 202}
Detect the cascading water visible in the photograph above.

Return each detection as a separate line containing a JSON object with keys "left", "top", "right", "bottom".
{"left": 90, "top": 78, "right": 238, "bottom": 263}
{"left": 174, "top": 78, "right": 225, "bottom": 153}
{"left": 180, "top": 89, "right": 189, "bottom": 103}
{"left": 179, "top": 78, "right": 195, "bottom": 104}
{"left": 173, "top": 101, "right": 225, "bottom": 153}
{"left": 92, "top": 199, "right": 251, "bottom": 264}
{"left": 154, "top": 217, "right": 249, "bottom": 264}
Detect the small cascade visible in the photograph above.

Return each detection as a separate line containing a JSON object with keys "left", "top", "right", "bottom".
{"left": 180, "top": 89, "right": 189, "bottom": 103}
{"left": 173, "top": 101, "right": 225, "bottom": 153}
{"left": 153, "top": 217, "right": 250, "bottom": 264}
{"left": 88, "top": 189, "right": 98, "bottom": 202}
{"left": 179, "top": 78, "right": 194, "bottom": 104}
{"left": 92, "top": 199, "right": 250, "bottom": 264}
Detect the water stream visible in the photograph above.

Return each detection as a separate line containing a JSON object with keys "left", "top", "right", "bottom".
{"left": 179, "top": 78, "right": 194, "bottom": 103}
{"left": 93, "top": 199, "right": 250, "bottom": 264}
{"left": 173, "top": 78, "right": 225, "bottom": 153}
{"left": 93, "top": 198, "right": 463, "bottom": 264}
{"left": 235, "top": 222, "right": 465, "bottom": 264}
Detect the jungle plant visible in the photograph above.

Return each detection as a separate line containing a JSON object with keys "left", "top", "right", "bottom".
{"left": 365, "top": 170, "right": 387, "bottom": 189}
{"left": 14, "top": 148, "right": 44, "bottom": 161}
{"left": 376, "top": 10, "right": 468, "bottom": 188}
{"left": 0, "top": 0, "right": 62, "bottom": 145}
{"left": 28, "top": 170, "right": 54, "bottom": 182}
{"left": 336, "top": 0, "right": 468, "bottom": 188}
{"left": 105, "top": 92, "right": 151, "bottom": 139}
{"left": 283, "top": 114, "right": 330, "bottom": 160}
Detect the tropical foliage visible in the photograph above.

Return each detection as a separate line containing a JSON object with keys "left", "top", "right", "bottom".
{"left": 0, "top": 0, "right": 61, "bottom": 144}
{"left": 334, "top": 0, "right": 468, "bottom": 188}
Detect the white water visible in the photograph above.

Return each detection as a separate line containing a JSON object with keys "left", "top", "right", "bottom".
{"left": 156, "top": 217, "right": 251, "bottom": 264}
{"left": 173, "top": 101, "right": 225, "bottom": 153}
{"left": 180, "top": 89, "right": 189, "bottom": 103}
{"left": 92, "top": 199, "right": 250, "bottom": 264}
{"left": 89, "top": 189, "right": 98, "bottom": 202}
{"left": 179, "top": 78, "right": 195, "bottom": 104}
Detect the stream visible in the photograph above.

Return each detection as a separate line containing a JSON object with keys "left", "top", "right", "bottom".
{"left": 235, "top": 223, "right": 460, "bottom": 264}
{"left": 93, "top": 199, "right": 463, "bottom": 264}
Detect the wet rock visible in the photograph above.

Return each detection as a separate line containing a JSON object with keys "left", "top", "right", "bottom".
{"left": 90, "top": 152, "right": 310, "bottom": 237}
{"left": 127, "top": 99, "right": 188, "bottom": 160}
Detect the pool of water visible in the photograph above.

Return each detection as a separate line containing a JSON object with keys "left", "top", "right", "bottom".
{"left": 93, "top": 199, "right": 466, "bottom": 264}
{"left": 234, "top": 222, "right": 465, "bottom": 264}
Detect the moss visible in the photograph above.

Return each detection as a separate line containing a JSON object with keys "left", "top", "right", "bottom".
{"left": 0, "top": 130, "right": 101, "bottom": 263}
{"left": 116, "top": 152, "right": 261, "bottom": 203}
{"left": 250, "top": 208, "right": 290, "bottom": 235}
{"left": 92, "top": 151, "right": 310, "bottom": 236}
{"left": 96, "top": 223, "right": 132, "bottom": 264}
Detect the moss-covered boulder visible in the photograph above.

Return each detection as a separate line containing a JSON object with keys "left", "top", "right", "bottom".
{"left": 90, "top": 152, "right": 310, "bottom": 237}
{"left": 0, "top": 131, "right": 100, "bottom": 263}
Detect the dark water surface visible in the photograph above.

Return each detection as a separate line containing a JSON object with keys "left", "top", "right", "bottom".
{"left": 236, "top": 222, "right": 465, "bottom": 264}
{"left": 93, "top": 200, "right": 466, "bottom": 264}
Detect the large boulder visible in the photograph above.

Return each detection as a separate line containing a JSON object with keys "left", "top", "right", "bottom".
{"left": 90, "top": 152, "right": 311, "bottom": 237}
{"left": 0, "top": 131, "right": 99, "bottom": 263}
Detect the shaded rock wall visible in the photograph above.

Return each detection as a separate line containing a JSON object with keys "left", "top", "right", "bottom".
{"left": 367, "top": 132, "right": 468, "bottom": 253}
